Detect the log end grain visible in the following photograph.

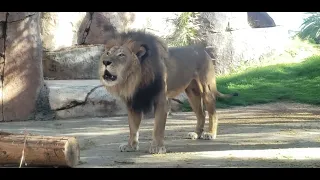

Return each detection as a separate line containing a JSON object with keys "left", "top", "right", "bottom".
{"left": 64, "top": 137, "right": 80, "bottom": 168}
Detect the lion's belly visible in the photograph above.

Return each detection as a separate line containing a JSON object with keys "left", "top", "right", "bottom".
{"left": 166, "top": 81, "right": 191, "bottom": 98}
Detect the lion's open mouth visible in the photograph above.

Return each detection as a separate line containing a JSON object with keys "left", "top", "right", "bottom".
{"left": 103, "top": 70, "right": 117, "bottom": 81}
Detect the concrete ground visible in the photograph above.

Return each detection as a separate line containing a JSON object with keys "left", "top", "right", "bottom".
{"left": 1, "top": 102, "right": 320, "bottom": 168}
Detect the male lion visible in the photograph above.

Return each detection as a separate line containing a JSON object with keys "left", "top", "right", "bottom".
{"left": 99, "top": 30, "right": 238, "bottom": 154}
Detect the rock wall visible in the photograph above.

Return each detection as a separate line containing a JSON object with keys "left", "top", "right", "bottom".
{"left": 0, "top": 12, "right": 44, "bottom": 122}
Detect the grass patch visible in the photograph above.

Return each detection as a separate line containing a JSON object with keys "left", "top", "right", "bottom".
{"left": 181, "top": 55, "right": 320, "bottom": 111}
{"left": 216, "top": 55, "right": 320, "bottom": 108}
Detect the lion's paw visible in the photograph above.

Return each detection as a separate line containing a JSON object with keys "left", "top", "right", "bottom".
{"left": 203, "top": 132, "right": 216, "bottom": 140}
{"left": 187, "top": 132, "right": 199, "bottom": 140}
{"left": 119, "top": 143, "right": 139, "bottom": 152}
{"left": 149, "top": 145, "right": 166, "bottom": 154}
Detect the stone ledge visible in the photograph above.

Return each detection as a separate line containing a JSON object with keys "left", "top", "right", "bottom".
{"left": 44, "top": 80, "right": 127, "bottom": 120}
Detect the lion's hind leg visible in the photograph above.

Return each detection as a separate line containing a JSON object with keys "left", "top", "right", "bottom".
{"left": 202, "top": 85, "right": 218, "bottom": 140}
{"left": 185, "top": 80, "right": 206, "bottom": 140}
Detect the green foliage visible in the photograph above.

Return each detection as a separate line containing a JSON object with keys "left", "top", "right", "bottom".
{"left": 166, "top": 12, "right": 202, "bottom": 47}
{"left": 181, "top": 55, "right": 320, "bottom": 111}
{"left": 181, "top": 99, "right": 192, "bottom": 112}
{"left": 298, "top": 12, "right": 320, "bottom": 44}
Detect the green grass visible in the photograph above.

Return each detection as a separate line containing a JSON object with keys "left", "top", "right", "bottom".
{"left": 182, "top": 55, "right": 320, "bottom": 110}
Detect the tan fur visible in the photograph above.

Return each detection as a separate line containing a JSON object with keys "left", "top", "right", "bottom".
{"left": 99, "top": 31, "right": 237, "bottom": 154}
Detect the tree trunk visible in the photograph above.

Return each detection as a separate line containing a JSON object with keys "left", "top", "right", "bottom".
{"left": 0, "top": 131, "right": 80, "bottom": 168}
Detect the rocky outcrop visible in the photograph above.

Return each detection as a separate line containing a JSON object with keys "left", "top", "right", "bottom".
{"left": 43, "top": 45, "right": 104, "bottom": 80}
{"left": 0, "top": 12, "right": 43, "bottom": 122}
{"left": 247, "top": 12, "right": 276, "bottom": 28}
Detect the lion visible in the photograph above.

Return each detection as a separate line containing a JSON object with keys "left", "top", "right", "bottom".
{"left": 99, "top": 30, "right": 238, "bottom": 154}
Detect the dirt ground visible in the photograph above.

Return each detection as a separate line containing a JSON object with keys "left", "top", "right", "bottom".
{"left": 1, "top": 102, "right": 320, "bottom": 168}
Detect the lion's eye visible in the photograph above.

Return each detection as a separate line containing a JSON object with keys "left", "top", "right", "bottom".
{"left": 106, "top": 51, "right": 110, "bottom": 55}
{"left": 118, "top": 53, "right": 125, "bottom": 57}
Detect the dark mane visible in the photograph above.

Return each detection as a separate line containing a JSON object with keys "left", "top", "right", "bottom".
{"left": 128, "top": 74, "right": 163, "bottom": 114}
{"left": 119, "top": 30, "right": 168, "bottom": 114}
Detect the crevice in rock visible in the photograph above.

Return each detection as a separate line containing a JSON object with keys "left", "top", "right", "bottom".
{"left": 54, "top": 84, "right": 104, "bottom": 111}
{"left": 1, "top": 12, "right": 8, "bottom": 122}
{"left": 80, "top": 12, "right": 94, "bottom": 45}
{"left": 7, "top": 13, "right": 36, "bottom": 23}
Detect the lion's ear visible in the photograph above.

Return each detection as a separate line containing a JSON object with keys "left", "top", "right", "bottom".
{"left": 104, "top": 45, "right": 110, "bottom": 51}
{"left": 136, "top": 45, "right": 149, "bottom": 61}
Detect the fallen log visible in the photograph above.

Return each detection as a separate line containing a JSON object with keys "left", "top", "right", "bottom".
{"left": 0, "top": 131, "right": 80, "bottom": 168}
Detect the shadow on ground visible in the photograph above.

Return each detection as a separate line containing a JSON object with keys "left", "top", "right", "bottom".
{"left": 1, "top": 102, "right": 320, "bottom": 168}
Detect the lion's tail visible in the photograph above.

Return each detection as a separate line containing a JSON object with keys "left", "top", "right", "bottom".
{"left": 215, "top": 91, "right": 239, "bottom": 99}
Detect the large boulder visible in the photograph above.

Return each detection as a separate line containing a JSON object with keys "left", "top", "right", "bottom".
{"left": 0, "top": 12, "right": 43, "bottom": 121}
{"left": 77, "top": 12, "right": 135, "bottom": 45}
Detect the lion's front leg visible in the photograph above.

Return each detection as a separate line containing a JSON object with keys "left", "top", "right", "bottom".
{"left": 119, "top": 108, "right": 142, "bottom": 152}
{"left": 149, "top": 93, "right": 168, "bottom": 154}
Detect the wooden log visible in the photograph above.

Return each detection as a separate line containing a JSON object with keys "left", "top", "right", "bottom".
{"left": 0, "top": 131, "right": 80, "bottom": 168}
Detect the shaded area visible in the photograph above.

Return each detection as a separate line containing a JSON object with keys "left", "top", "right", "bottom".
{"left": 1, "top": 102, "right": 320, "bottom": 168}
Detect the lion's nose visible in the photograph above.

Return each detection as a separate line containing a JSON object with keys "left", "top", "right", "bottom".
{"left": 103, "top": 60, "right": 112, "bottom": 66}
